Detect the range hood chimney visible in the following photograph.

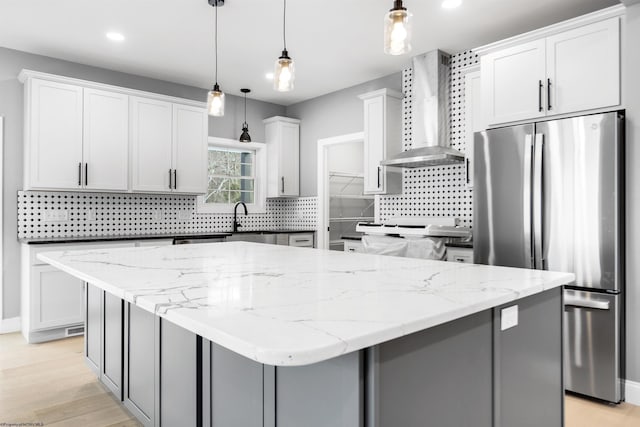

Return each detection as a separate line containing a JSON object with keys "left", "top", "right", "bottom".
{"left": 381, "top": 50, "right": 465, "bottom": 168}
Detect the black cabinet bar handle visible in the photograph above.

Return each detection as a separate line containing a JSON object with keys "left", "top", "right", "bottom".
{"left": 84, "top": 163, "right": 88, "bottom": 186}
{"left": 377, "top": 166, "right": 381, "bottom": 188}
{"left": 538, "top": 80, "right": 543, "bottom": 112}
{"left": 466, "top": 158, "right": 470, "bottom": 184}
{"left": 169, "top": 169, "right": 172, "bottom": 189}
{"left": 173, "top": 169, "right": 177, "bottom": 190}
{"left": 281, "top": 176, "right": 285, "bottom": 193}
{"left": 547, "top": 78, "right": 552, "bottom": 111}
{"left": 78, "top": 162, "right": 82, "bottom": 186}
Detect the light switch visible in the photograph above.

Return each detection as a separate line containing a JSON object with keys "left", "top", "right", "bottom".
{"left": 42, "top": 209, "right": 69, "bottom": 222}
{"left": 501, "top": 305, "right": 518, "bottom": 331}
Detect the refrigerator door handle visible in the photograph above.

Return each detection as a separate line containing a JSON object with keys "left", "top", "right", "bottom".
{"left": 523, "top": 134, "right": 534, "bottom": 268}
{"left": 564, "top": 296, "right": 611, "bottom": 311}
{"left": 533, "top": 133, "right": 544, "bottom": 270}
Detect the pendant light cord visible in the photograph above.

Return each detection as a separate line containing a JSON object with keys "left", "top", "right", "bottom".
{"left": 215, "top": 3, "right": 219, "bottom": 85}
{"left": 244, "top": 93, "right": 247, "bottom": 123}
{"left": 283, "top": 0, "right": 287, "bottom": 50}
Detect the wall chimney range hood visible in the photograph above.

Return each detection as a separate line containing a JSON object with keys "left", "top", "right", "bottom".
{"left": 381, "top": 50, "right": 465, "bottom": 168}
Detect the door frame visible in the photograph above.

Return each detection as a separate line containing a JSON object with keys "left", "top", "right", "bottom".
{"left": 316, "top": 132, "right": 365, "bottom": 250}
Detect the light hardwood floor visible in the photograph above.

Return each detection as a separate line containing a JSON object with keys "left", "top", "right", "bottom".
{"left": 1, "top": 332, "right": 639, "bottom": 426}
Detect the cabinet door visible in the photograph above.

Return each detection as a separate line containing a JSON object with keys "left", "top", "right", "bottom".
{"left": 83, "top": 88, "right": 129, "bottom": 191}
{"left": 131, "top": 96, "right": 173, "bottom": 192}
{"left": 363, "top": 96, "right": 385, "bottom": 194}
{"left": 172, "top": 104, "right": 207, "bottom": 194}
{"left": 28, "top": 79, "right": 83, "bottom": 189}
{"left": 481, "top": 39, "right": 546, "bottom": 125}
{"left": 102, "top": 292, "right": 124, "bottom": 400}
{"left": 279, "top": 122, "right": 300, "bottom": 197}
{"left": 546, "top": 17, "right": 620, "bottom": 115}
{"left": 31, "top": 266, "right": 84, "bottom": 330}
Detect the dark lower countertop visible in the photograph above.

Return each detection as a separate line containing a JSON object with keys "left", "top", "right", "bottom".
{"left": 20, "top": 230, "right": 316, "bottom": 245}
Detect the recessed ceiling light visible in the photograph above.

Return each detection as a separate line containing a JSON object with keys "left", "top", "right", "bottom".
{"left": 265, "top": 72, "right": 274, "bottom": 80}
{"left": 442, "top": 0, "right": 462, "bottom": 9}
{"left": 106, "top": 32, "right": 125, "bottom": 42}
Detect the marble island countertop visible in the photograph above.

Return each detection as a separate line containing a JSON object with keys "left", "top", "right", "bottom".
{"left": 38, "top": 242, "right": 574, "bottom": 366}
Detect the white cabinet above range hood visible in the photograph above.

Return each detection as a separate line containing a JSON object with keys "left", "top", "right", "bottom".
{"left": 382, "top": 50, "right": 465, "bottom": 168}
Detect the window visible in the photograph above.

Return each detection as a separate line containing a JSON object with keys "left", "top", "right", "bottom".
{"left": 197, "top": 137, "right": 266, "bottom": 213}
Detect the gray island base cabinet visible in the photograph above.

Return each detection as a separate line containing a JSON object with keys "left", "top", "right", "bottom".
{"left": 84, "top": 285, "right": 563, "bottom": 427}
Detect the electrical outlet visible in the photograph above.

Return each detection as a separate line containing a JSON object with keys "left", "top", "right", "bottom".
{"left": 86, "top": 209, "right": 97, "bottom": 221}
{"left": 152, "top": 210, "right": 163, "bottom": 221}
{"left": 500, "top": 305, "right": 519, "bottom": 331}
{"left": 178, "top": 210, "right": 192, "bottom": 221}
{"left": 42, "top": 209, "right": 69, "bottom": 222}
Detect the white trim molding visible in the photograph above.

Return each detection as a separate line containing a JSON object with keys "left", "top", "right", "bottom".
{"left": 626, "top": 379, "right": 640, "bottom": 405}
{"left": 0, "top": 317, "right": 21, "bottom": 334}
{"left": 474, "top": 4, "right": 626, "bottom": 56}
{"left": 18, "top": 69, "right": 206, "bottom": 109}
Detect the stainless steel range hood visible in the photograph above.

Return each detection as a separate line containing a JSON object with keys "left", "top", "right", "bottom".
{"left": 381, "top": 50, "right": 465, "bottom": 168}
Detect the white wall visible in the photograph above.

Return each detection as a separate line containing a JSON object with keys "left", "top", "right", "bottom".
{"left": 623, "top": 2, "right": 640, "bottom": 385}
{"left": 0, "top": 46, "right": 285, "bottom": 321}
{"left": 328, "top": 142, "right": 364, "bottom": 175}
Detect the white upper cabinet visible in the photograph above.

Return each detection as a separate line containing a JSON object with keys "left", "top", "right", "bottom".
{"left": 83, "top": 88, "right": 129, "bottom": 191}
{"left": 359, "top": 89, "right": 402, "bottom": 195}
{"left": 546, "top": 17, "right": 620, "bottom": 115}
{"left": 26, "top": 79, "right": 84, "bottom": 189}
{"left": 172, "top": 104, "right": 208, "bottom": 194}
{"left": 20, "top": 70, "right": 208, "bottom": 194}
{"left": 481, "top": 40, "right": 546, "bottom": 125}
{"left": 479, "top": 14, "right": 621, "bottom": 127}
{"left": 130, "top": 97, "right": 174, "bottom": 192}
{"left": 264, "top": 116, "right": 300, "bottom": 198}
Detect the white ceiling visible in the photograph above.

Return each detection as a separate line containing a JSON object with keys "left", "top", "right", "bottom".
{"left": 0, "top": 0, "right": 619, "bottom": 105}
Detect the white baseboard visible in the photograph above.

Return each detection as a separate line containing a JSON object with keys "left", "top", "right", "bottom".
{"left": 0, "top": 316, "right": 21, "bottom": 334}
{"left": 626, "top": 380, "right": 640, "bottom": 406}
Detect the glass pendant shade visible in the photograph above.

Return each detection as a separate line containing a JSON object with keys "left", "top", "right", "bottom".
{"left": 274, "top": 50, "right": 295, "bottom": 92}
{"left": 384, "top": 5, "right": 412, "bottom": 55}
{"left": 207, "top": 84, "right": 225, "bottom": 117}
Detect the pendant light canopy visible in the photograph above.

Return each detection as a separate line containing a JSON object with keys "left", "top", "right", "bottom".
{"left": 384, "top": 0, "right": 413, "bottom": 56}
{"left": 207, "top": 0, "right": 225, "bottom": 116}
{"left": 239, "top": 88, "right": 251, "bottom": 142}
{"left": 274, "top": 0, "right": 295, "bottom": 92}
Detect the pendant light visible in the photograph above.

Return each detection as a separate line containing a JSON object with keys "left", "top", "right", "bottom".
{"left": 207, "top": 0, "right": 225, "bottom": 116}
{"left": 384, "top": 0, "right": 413, "bottom": 56}
{"left": 274, "top": 0, "right": 295, "bottom": 92}
{"left": 239, "top": 88, "right": 251, "bottom": 142}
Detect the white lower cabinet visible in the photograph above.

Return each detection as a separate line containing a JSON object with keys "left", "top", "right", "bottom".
{"left": 343, "top": 240, "right": 364, "bottom": 253}
{"left": 31, "top": 266, "right": 84, "bottom": 330}
{"left": 446, "top": 247, "right": 474, "bottom": 263}
{"left": 21, "top": 241, "right": 135, "bottom": 343}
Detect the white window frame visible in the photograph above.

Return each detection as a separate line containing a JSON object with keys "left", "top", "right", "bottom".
{"left": 197, "top": 137, "right": 267, "bottom": 214}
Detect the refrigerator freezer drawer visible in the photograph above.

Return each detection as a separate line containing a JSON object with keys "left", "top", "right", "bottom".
{"left": 563, "top": 289, "right": 622, "bottom": 403}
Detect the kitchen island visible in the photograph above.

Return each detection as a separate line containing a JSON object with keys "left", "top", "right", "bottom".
{"left": 39, "top": 242, "right": 574, "bottom": 427}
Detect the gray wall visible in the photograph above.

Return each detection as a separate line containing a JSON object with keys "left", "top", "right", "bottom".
{"left": 285, "top": 72, "right": 402, "bottom": 196}
{"left": 0, "top": 46, "right": 285, "bottom": 319}
{"left": 623, "top": 3, "right": 640, "bottom": 385}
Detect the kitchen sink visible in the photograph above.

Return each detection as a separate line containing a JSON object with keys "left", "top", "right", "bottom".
{"left": 225, "top": 232, "right": 278, "bottom": 245}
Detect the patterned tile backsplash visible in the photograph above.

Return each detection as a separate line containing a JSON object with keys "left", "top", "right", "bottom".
{"left": 17, "top": 191, "right": 317, "bottom": 239}
{"left": 379, "top": 50, "right": 479, "bottom": 228}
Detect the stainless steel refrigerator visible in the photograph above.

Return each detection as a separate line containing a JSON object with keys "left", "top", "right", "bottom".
{"left": 473, "top": 112, "right": 625, "bottom": 403}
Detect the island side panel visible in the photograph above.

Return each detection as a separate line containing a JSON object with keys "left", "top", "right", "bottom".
{"left": 493, "top": 286, "right": 563, "bottom": 427}
{"left": 370, "top": 310, "right": 493, "bottom": 427}
{"left": 159, "top": 319, "right": 200, "bottom": 427}
{"left": 85, "top": 283, "right": 101, "bottom": 375}
{"left": 274, "top": 351, "right": 363, "bottom": 427}
{"left": 102, "top": 291, "right": 124, "bottom": 399}
{"left": 207, "top": 342, "right": 264, "bottom": 427}
{"left": 124, "top": 303, "right": 158, "bottom": 427}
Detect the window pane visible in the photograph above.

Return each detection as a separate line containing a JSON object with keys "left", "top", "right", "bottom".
{"left": 239, "top": 163, "right": 253, "bottom": 177}
{"left": 240, "top": 179, "right": 254, "bottom": 191}
{"left": 229, "top": 190, "right": 241, "bottom": 204}
{"left": 240, "top": 191, "right": 254, "bottom": 204}
{"left": 240, "top": 152, "right": 253, "bottom": 164}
